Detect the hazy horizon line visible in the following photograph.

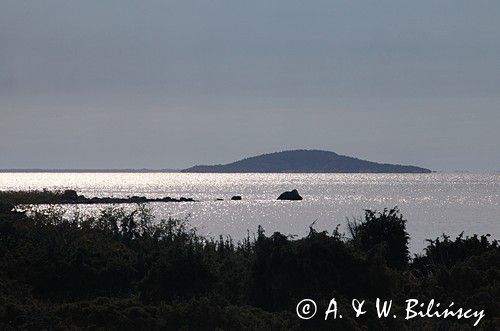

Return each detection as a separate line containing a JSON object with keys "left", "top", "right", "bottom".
{"left": 0, "top": 169, "right": 497, "bottom": 174}
{"left": 0, "top": 169, "right": 181, "bottom": 173}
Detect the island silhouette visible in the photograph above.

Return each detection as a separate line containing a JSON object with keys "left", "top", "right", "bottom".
{"left": 182, "top": 149, "right": 432, "bottom": 173}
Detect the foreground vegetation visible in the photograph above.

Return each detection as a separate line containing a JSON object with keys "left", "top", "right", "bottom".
{"left": 0, "top": 198, "right": 498, "bottom": 330}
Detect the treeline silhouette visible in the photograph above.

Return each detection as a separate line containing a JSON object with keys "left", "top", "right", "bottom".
{"left": 0, "top": 200, "right": 498, "bottom": 330}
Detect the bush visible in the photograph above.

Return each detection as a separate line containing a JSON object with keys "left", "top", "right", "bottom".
{"left": 0, "top": 200, "right": 498, "bottom": 329}
{"left": 348, "top": 208, "right": 410, "bottom": 269}
{"left": 414, "top": 232, "right": 497, "bottom": 268}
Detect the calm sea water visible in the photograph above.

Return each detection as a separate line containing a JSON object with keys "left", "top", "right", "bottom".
{"left": 0, "top": 173, "right": 498, "bottom": 253}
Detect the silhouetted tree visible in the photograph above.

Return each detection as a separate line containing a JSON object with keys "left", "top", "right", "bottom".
{"left": 348, "top": 208, "right": 410, "bottom": 269}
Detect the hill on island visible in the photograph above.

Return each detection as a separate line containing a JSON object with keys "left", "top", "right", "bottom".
{"left": 181, "top": 150, "right": 432, "bottom": 173}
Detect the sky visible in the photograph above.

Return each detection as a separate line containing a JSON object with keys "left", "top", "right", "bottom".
{"left": 1, "top": 0, "right": 499, "bottom": 171}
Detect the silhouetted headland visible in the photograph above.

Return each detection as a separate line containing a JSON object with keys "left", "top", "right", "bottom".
{"left": 0, "top": 189, "right": 195, "bottom": 205}
{"left": 182, "top": 150, "right": 432, "bottom": 173}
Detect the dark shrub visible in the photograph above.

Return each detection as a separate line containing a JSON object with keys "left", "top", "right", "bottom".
{"left": 413, "top": 232, "right": 498, "bottom": 268}
{"left": 348, "top": 208, "right": 410, "bottom": 269}
{"left": 1, "top": 198, "right": 498, "bottom": 329}
{"left": 139, "top": 242, "right": 216, "bottom": 302}
{"left": 248, "top": 226, "right": 372, "bottom": 311}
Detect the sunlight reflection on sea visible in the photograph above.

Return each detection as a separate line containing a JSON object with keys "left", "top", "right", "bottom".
{"left": 1, "top": 173, "right": 498, "bottom": 253}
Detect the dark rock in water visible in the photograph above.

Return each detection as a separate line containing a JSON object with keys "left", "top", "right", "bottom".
{"left": 231, "top": 196, "right": 242, "bottom": 200}
{"left": 277, "top": 189, "right": 302, "bottom": 201}
{"left": 216, "top": 198, "right": 224, "bottom": 201}
{"left": 62, "top": 189, "right": 79, "bottom": 201}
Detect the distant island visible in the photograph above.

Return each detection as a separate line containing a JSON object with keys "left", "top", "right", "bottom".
{"left": 182, "top": 150, "right": 432, "bottom": 173}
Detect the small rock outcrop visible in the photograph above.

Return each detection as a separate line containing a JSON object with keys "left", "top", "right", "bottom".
{"left": 231, "top": 196, "right": 242, "bottom": 201}
{"left": 62, "top": 189, "right": 79, "bottom": 201}
{"left": 277, "top": 189, "right": 302, "bottom": 201}
{"left": 56, "top": 191, "right": 195, "bottom": 204}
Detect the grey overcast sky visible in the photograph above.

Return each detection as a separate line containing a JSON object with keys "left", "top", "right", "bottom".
{"left": 1, "top": 0, "right": 499, "bottom": 171}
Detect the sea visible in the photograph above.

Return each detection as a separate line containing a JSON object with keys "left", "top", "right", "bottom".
{"left": 0, "top": 172, "right": 498, "bottom": 253}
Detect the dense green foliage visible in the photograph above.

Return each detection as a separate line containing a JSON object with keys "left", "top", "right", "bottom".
{"left": 0, "top": 201, "right": 498, "bottom": 330}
